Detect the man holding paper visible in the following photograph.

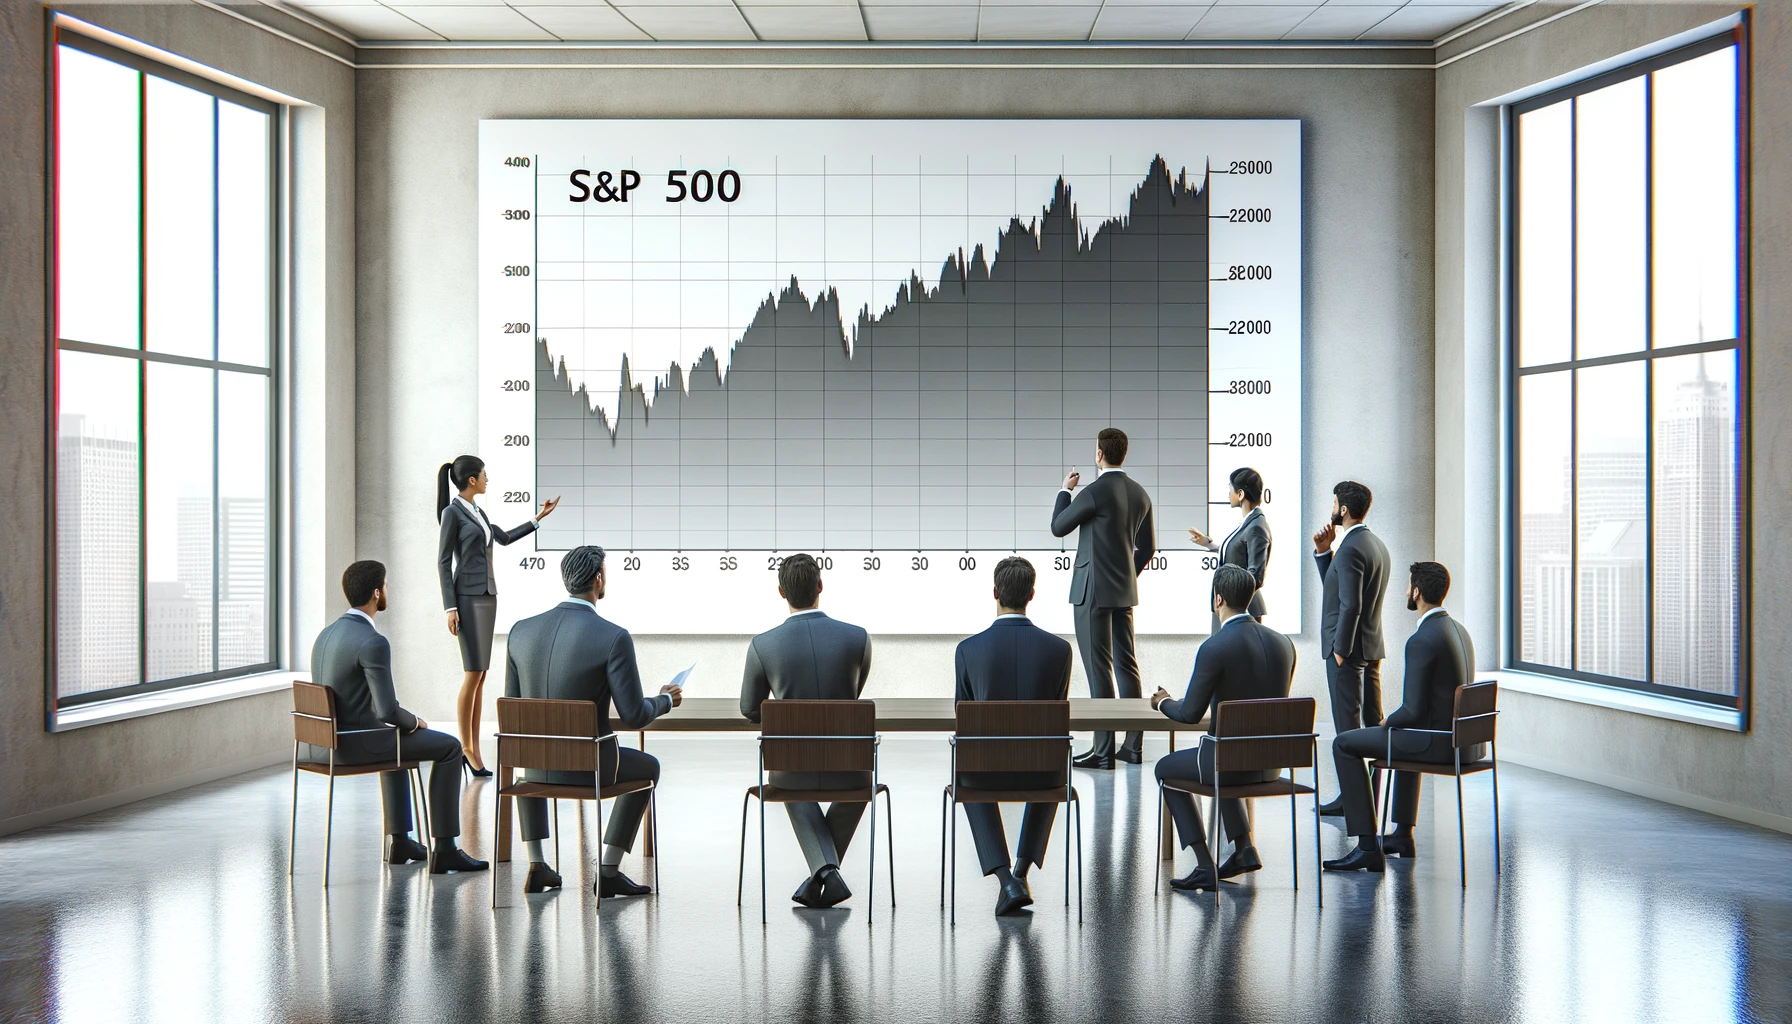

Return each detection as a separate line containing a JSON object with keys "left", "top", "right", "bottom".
{"left": 740, "top": 553, "right": 875, "bottom": 909}
{"left": 503, "top": 545, "right": 684, "bottom": 897}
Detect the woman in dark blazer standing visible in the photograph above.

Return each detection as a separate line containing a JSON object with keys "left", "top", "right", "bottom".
{"left": 1188, "top": 466, "right": 1272, "bottom": 632}
{"left": 438, "top": 454, "right": 559, "bottom": 776}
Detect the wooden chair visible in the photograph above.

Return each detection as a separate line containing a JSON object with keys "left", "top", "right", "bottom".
{"left": 1153, "top": 697, "right": 1321, "bottom": 906}
{"left": 287, "top": 681, "right": 431, "bottom": 888}
{"left": 1370, "top": 680, "right": 1501, "bottom": 888}
{"left": 491, "top": 697, "right": 659, "bottom": 910}
{"left": 737, "top": 699, "right": 895, "bottom": 925}
{"left": 940, "top": 700, "right": 1082, "bottom": 924}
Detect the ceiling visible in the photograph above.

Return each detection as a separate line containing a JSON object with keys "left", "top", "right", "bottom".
{"left": 279, "top": 0, "right": 1511, "bottom": 44}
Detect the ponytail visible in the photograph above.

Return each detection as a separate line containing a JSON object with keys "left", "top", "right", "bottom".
{"left": 437, "top": 454, "right": 485, "bottom": 522}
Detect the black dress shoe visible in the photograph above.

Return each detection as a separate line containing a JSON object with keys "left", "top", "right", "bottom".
{"left": 387, "top": 835, "right": 429, "bottom": 865}
{"left": 1114, "top": 747, "right": 1143, "bottom": 765}
{"left": 792, "top": 875, "right": 826, "bottom": 908}
{"left": 430, "top": 846, "right": 490, "bottom": 874}
{"left": 596, "top": 871, "right": 651, "bottom": 898}
{"left": 523, "top": 862, "right": 563, "bottom": 893}
{"left": 817, "top": 867, "right": 852, "bottom": 908}
{"left": 1170, "top": 866, "right": 1220, "bottom": 892}
{"left": 463, "top": 755, "right": 493, "bottom": 779}
{"left": 995, "top": 877, "right": 1034, "bottom": 917}
{"left": 1322, "top": 848, "right": 1386, "bottom": 873}
{"left": 1216, "top": 845, "right": 1262, "bottom": 880}
{"left": 1318, "top": 798, "right": 1346, "bottom": 817}
{"left": 1379, "top": 833, "right": 1416, "bottom": 859}
{"left": 1073, "top": 751, "right": 1114, "bottom": 770}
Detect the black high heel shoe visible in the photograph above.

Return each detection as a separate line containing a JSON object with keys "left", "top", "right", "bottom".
{"left": 463, "top": 754, "right": 492, "bottom": 779}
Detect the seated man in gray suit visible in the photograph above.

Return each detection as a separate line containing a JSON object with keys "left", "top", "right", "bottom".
{"left": 504, "top": 546, "right": 684, "bottom": 896}
{"left": 740, "top": 554, "right": 874, "bottom": 909}
{"left": 310, "top": 560, "right": 484, "bottom": 873}
{"left": 954, "top": 556, "right": 1073, "bottom": 917}
{"left": 1150, "top": 565, "right": 1296, "bottom": 891}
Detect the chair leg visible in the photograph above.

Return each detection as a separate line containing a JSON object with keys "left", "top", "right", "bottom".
{"left": 1491, "top": 744, "right": 1502, "bottom": 879}
{"left": 867, "top": 790, "right": 878, "bottom": 927}
{"left": 1455, "top": 769, "right": 1468, "bottom": 890}
{"left": 758, "top": 788, "right": 767, "bottom": 926}
{"left": 412, "top": 768, "right": 432, "bottom": 847}
{"left": 322, "top": 773, "right": 336, "bottom": 889}
{"left": 1289, "top": 778, "right": 1299, "bottom": 891}
{"left": 1209, "top": 789, "right": 1221, "bottom": 908}
{"left": 938, "top": 787, "right": 949, "bottom": 908}
{"left": 650, "top": 790, "right": 661, "bottom": 894}
{"left": 1153, "top": 781, "right": 1163, "bottom": 896}
{"left": 287, "top": 744, "right": 300, "bottom": 877}
{"left": 882, "top": 788, "right": 896, "bottom": 907}
{"left": 948, "top": 793, "right": 957, "bottom": 926}
{"left": 595, "top": 794, "right": 605, "bottom": 915}
{"left": 491, "top": 778, "right": 501, "bottom": 911}
{"left": 1312, "top": 757, "right": 1324, "bottom": 911}
{"left": 737, "top": 791, "right": 753, "bottom": 908}
{"left": 1074, "top": 797, "right": 1083, "bottom": 924}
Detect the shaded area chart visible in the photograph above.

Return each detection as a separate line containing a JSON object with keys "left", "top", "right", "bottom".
{"left": 536, "top": 158, "right": 1209, "bottom": 551}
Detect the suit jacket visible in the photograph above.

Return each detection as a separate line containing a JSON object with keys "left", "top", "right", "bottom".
{"left": 1215, "top": 506, "right": 1272, "bottom": 622}
{"left": 1159, "top": 615, "right": 1296, "bottom": 735}
{"left": 437, "top": 499, "right": 538, "bottom": 609}
{"left": 1384, "top": 610, "right": 1482, "bottom": 760}
{"left": 1315, "top": 525, "right": 1390, "bottom": 663}
{"left": 1050, "top": 470, "right": 1156, "bottom": 608}
{"left": 740, "top": 610, "right": 873, "bottom": 721}
{"left": 310, "top": 611, "right": 418, "bottom": 760}
{"left": 504, "top": 601, "right": 672, "bottom": 784}
{"left": 954, "top": 616, "right": 1073, "bottom": 789}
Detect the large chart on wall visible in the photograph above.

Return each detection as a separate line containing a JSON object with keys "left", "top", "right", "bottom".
{"left": 478, "top": 119, "right": 1301, "bottom": 634}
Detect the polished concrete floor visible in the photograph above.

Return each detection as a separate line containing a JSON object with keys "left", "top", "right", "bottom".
{"left": 2, "top": 733, "right": 1789, "bottom": 1023}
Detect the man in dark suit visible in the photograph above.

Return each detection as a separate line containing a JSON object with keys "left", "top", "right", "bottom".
{"left": 310, "top": 561, "right": 485, "bottom": 873}
{"left": 503, "top": 546, "right": 684, "bottom": 896}
{"left": 1050, "top": 427, "right": 1156, "bottom": 768}
{"left": 740, "top": 554, "right": 875, "bottom": 909}
{"left": 1149, "top": 565, "right": 1296, "bottom": 891}
{"left": 953, "top": 556, "right": 1074, "bottom": 917}
{"left": 1325, "top": 561, "right": 1479, "bottom": 872}
{"left": 1312, "top": 479, "right": 1391, "bottom": 815}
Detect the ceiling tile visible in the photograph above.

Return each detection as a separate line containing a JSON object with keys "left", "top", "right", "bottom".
{"left": 290, "top": 4, "right": 444, "bottom": 37}
{"left": 1359, "top": 3, "right": 1498, "bottom": 39}
{"left": 981, "top": 0, "right": 1109, "bottom": 8}
{"left": 1089, "top": 5, "right": 1203, "bottom": 40}
{"left": 389, "top": 5, "right": 558, "bottom": 37}
{"left": 736, "top": 0, "right": 858, "bottom": 6}
{"left": 1281, "top": 3, "right": 1396, "bottom": 39}
{"left": 1187, "top": 4, "right": 1313, "bottom": 38}
{"left": 1210, "top": 0, "right": 1317, "bottom": 6}
{"left": 512, "top": 5, "right": 653, "bottom": 38}
{"left": 861, "top": 5, "right": 979, "bottom": 39}
{"left": 613, "top": 4, "right": 758, "bottom": 38}
{"left": 974, "top": 5, "right": 1100, "bottom": 39}
{"left": 740, "top": 4, "right": 868, "bottom": 38}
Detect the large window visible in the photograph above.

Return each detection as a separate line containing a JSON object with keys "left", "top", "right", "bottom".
{"left": 1510, "top": 31, "right": 1746, "bottom": 705}
{"left": 52, "top": 35, "right": 278, "bottom": 706}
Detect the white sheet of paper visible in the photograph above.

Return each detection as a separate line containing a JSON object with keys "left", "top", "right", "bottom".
{"left": 667, "top": 664, "right": 695, "bottom": 691}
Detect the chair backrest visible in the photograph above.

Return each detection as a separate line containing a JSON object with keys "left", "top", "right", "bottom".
{"left": 759, "top": 700, "right": 875, "bottom": 773}
{"left": 1212, "top": 697, "right": 1317, "bottom": 773}
{"left": 497, "top": 698, "right": 601, "bottom": 773}
{"left": 1452, "top": 681, "right": 1499, "bottom": 748}
{"left": 953, "top": 701, "right": 1072, "bottom": 774}
{"left": 292, "top": 681, "right": 337, "bottom": 749}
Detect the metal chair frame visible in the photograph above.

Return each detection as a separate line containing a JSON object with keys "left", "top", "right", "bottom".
{"left": 490, "top": 728, "right": 659, "bottom": 911}
{"left": 1152, "top": 710, "right": 1322, "bottom": 908}
{"left": 287, "top": 704, "right": 431, "bottom": 888}
{"left": 1375, "top": 709, "right": 1501, "bottom": 888}
{"left": 939, "top": 735, "right": 1082, "bottom": 925}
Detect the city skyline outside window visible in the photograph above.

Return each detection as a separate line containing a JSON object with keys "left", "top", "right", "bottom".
{"left": 1511, "top": 33, "right": 1745, "bottom": 705}
{"left": 53, "top": 36, "right": 277, "bottom": 706}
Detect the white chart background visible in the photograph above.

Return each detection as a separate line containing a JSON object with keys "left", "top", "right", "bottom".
{"left": 478, "top": 119, "right": 1302, "bottom": 635}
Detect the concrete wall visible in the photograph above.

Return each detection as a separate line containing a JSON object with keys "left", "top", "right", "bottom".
{"left": 1434, "top": 2, "right": 1792, "bottom": 829}
{"left": 0, "top": 3, "right": 356, "bottom": 834}
{"left": 352, "top": 57, "right": 1439, "bottom": 721}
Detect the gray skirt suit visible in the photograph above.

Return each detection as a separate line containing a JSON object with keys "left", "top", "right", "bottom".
{"left": 437, "top": 500, "right": 538, "bottom": 671}
{"left": 1209, "top": 507, "right": 1272, "bottom": 633}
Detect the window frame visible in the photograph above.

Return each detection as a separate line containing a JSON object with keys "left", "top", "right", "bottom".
{"left": 45, "top": 28, "right": 285, "bottom": 710}
{"left": 1504, "top": 26, "right": 1751, "bottom": 709}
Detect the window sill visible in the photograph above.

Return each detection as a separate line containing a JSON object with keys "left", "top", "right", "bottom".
{"left": 51, "top": 671, "right": 304, "bottom": 733}
{"left": 1482, "top": 669, "right": 1744, "bottom": 732}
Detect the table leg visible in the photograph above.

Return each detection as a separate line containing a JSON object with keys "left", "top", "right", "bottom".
{"left": 496, "top": 766, "right": 514, "bottom": 863}
{"left": 640, "top": 730, "right": 655, "bottom": 857}
{"left": 1161, "top": 730, "right": 1177, "bottom": 861}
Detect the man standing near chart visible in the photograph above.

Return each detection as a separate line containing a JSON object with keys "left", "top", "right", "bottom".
{"left": 1051, "top": 427, "right": 1156, "bottom": 769}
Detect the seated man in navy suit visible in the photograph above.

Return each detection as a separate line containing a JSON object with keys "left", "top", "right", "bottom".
{"left": 953, "top": 557, "right": 1075, "bottom": 916}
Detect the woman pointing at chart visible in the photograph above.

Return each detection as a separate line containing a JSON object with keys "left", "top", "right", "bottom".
{"left": 1187, "top": 467, "right": 1271, "bottom": 632}
{"left": 437, "top": 454, "right": 559, "bottom": 776}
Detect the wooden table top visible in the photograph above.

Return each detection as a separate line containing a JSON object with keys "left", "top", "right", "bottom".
{"left": 642, "top": 696, "right": 1198, "bottom": 733}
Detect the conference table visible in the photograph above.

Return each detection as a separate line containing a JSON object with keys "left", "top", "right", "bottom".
{"left": 493, "top": 697, "right": 1203, "bottom": 864}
